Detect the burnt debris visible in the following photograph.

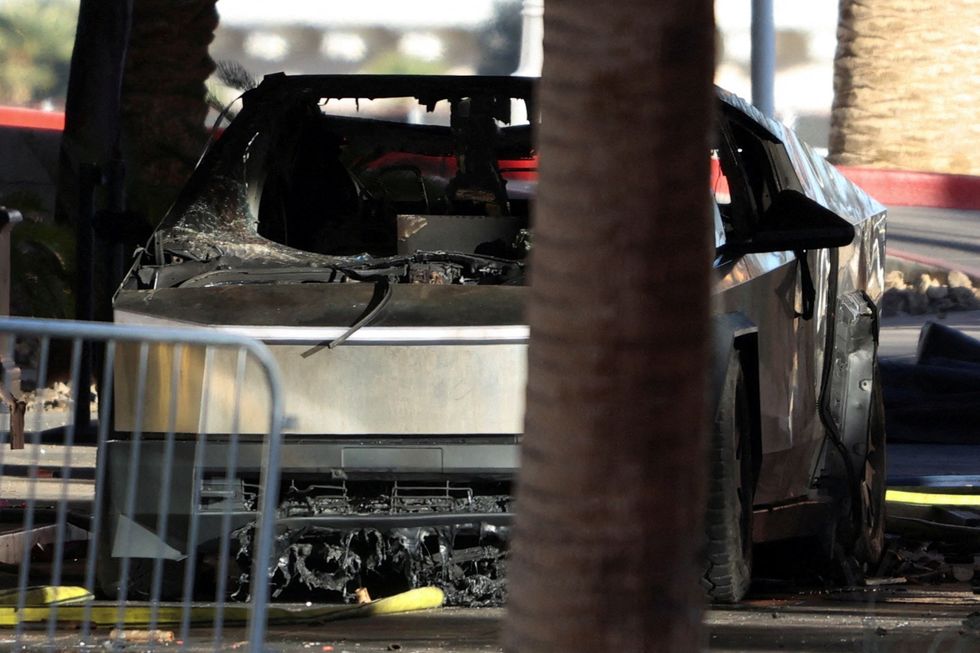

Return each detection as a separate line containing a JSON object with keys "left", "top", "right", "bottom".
{"left": 232, "top": 482, "right": 511, "bottom": 607}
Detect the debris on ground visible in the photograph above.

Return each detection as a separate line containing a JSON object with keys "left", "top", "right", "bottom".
{"left": 108, "top": 629, "right": 175, "bottom": 644}
{"left": 355, "top": 587, "right": 372, "bottom": 604}
{"left": 864, "top": 577, "right": 909, "bottom": 587}
{"left": 875, "top": 539, "right": 952, "bottom": 583}
{"left": 871, "top": 535, "right": 980, "bottom": 587}
{"left": 16, "top": 382, "right": 98, "bottom": 413}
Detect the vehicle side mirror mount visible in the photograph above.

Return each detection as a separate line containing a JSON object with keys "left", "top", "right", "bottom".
{"left": 720, "top": 189, "right": 856, "bottom": 256}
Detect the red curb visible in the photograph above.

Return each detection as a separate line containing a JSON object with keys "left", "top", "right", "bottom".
{"left": 837, "top": 166, "right": 980, "bottom": 211}
{"left": 888, "top": 248, "right": 980, "bottom": 280}
{"left": 0, "top": 107, "right": 65, "bottom": 132}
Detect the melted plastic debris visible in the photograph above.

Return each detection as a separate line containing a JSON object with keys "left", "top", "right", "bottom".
{"left": 232, "top": 523, "right": 508, "bottom": 607}
{"left": 278, "top": 490, "right": 509, "bottom": 520}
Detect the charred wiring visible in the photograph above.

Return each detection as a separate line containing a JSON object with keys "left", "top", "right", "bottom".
{"left": 231, "top": 480, "right": 511, "bottom": 607}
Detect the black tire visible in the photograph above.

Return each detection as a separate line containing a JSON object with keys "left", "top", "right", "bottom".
{"left": 853, "top": 363, "right": 886, "bottom": 567}
{"left": 703, "top": 356, "right": 754, "bottom": 603}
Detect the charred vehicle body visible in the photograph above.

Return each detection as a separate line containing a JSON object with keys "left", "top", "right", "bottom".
{"left": 102, "top": 74, "right": 887, "bottom": 604}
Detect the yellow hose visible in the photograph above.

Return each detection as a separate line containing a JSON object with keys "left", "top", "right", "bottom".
{"left": 0, "top": 586, "right": 445, "bottom": 628}
{"left": 886, "top": 489, "right": 980, "bottom": 506}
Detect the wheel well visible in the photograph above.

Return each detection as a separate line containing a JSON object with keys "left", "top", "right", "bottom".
{"left": 734, "top": 332, "right": 762, "bottom": 494}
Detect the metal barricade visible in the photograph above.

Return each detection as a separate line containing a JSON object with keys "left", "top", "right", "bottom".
{"left": 0, "top": 317, "right": 284, "bottom": 651}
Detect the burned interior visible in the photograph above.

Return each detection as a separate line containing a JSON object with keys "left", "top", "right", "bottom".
{"left": 128, "top": 74, "right": 536, "bottom": 293}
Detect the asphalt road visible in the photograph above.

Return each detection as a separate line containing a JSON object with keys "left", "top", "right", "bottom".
{"left": 262, "top": 596, "right": 980, "bottom": 652}
{"left": 259, "top": 594, "right": 980, "bottom": 652}
{"left": 887, "top": 206, "right": 980, "bottom": 275}
{"left": 10, "top": 594, "right": 980, "bottom": 652}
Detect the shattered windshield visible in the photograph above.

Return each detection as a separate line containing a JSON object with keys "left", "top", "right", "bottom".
{"left": 150, "top": 77, "right": 741, "bottom": 292}
{"left": 154, "top": 79, "right": 535, "bottom": 284}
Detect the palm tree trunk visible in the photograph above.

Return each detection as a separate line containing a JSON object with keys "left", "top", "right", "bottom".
{"left": 56, "top": 0, "right": 132, "bottom": 227}
{"left": 504, "top": 1, "right": 715, "bottom": 650}
{"left": 55, "top": 0, "right": 132, "bottom": 329}
{"left": 830, "top": 0, "right": 980, "bottom": 175}
{"left": 121, "top": 0, "right": 218, "bottom": 222}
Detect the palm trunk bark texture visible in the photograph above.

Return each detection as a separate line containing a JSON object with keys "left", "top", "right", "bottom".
{"left": 121, "top": 0, "right": 218, "bottom": 222}
{"left": 830, "top": 0, "right": 980, "bottom": 175}
{"left": 504, "top": 1, "right": 715, "bottom": 650}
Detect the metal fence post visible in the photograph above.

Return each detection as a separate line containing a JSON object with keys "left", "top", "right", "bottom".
{"left": 751, "top": 0, "right": 776, "bottom": 117}
{"left": 0, "top": 207, "right": 25, "bottom": 449}
{"left": 0, "top": 207, "right": 20, "bottom": 319}
{"left": 74, "top": 165, "right": 100, "bottom": 436}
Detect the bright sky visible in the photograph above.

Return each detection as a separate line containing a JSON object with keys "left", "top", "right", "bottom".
{"left": 715, "top": 0, "right": 839, "bottom": 63}
{"left": 216, "top": 0, "right": 498, "bottom": 29}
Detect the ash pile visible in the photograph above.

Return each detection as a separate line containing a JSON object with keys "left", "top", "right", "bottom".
{"left": 232, "top": 481, "right": 511, "bottom": 607}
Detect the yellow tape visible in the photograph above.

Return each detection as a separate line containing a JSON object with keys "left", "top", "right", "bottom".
{"left": 886, "top": 489, "right": 980, "bottom": 506}
{"left": 0, "top": 586, "right": 445, "bottom": 628}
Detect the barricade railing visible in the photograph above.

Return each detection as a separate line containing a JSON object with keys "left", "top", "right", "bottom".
{"left": 0, "top": 317, "right": 284, "bottom": 651}
{"left": 0, "top": 209, "right": 24, "bottom": 449}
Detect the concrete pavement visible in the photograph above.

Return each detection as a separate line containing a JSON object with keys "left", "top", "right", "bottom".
{"left": 888, "top": 206, "right": 980, "bottom": 277}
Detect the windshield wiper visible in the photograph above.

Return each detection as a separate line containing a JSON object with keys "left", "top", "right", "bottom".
{"left": 301, "top": 277, "right": 393, "bottom": 356}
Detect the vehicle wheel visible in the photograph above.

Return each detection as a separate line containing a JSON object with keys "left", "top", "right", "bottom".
{"left": 702, "top": 357, "right": 754, "bottom": 603}
{"left": 853, "top": 364, "right": 886, "bottom": 566}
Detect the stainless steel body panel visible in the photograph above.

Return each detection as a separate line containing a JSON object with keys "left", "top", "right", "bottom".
{"left": 114, "top": 283, "right": 529, "bottom": 435}
{"left": 715, "top": 253, "right": 824, "bottom": 503}
{"left": 397, "top": 214, "right": 521, "bottom": 255}
{"left": 709, "top": 92, "right": 886, "bottom": 504}
{"left": 112, "top": 322, "right": 527, "bottom": 435}
{"left": 826, "top": 292, "right": 878, "bottom": 471}
{"left": 713, "top": 231, "right": 884, "bottom": 504}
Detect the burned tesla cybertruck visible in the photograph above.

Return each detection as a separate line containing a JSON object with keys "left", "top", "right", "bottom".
{"left": 102, "top": 74, "right": 886, "bottom": 603}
